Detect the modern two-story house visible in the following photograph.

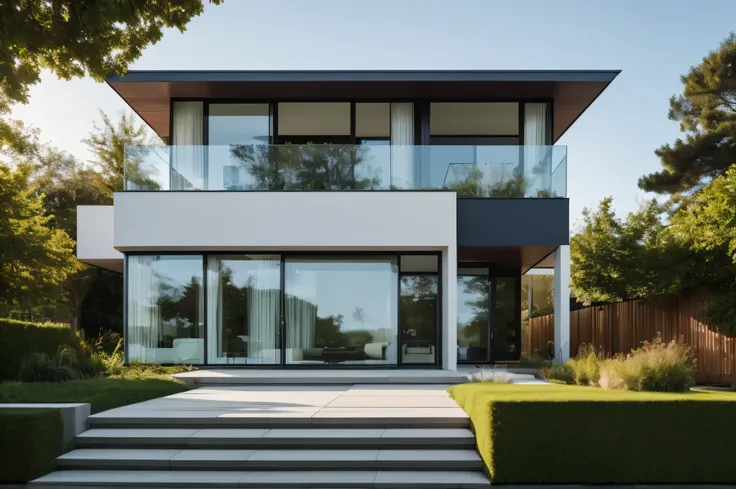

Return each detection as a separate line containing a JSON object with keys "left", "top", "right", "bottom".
{"left": 76, "top": 70, "right": 618, "bottom": 371}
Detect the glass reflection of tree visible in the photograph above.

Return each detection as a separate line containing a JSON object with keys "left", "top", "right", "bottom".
{"left": 313, "top": 312, "right": 373, "bottom": 350}
{"left": 229, "top": 144, "right": 382, "bottom": 190}
{"left": 400, "top": 276, "right": 438, "bottom": 343}
{"left": 157, "top": 275, "right": 201, "bottom": 340}
{"left": 493, "top": 277, "right": 518, "bottom": 359}
{"left": 458, "top": 277, "right": 490, "bottom": 348}
{"left": 445, "top": 162, "right": 557, "bottom": 198}
{"left": 125, "top": 145, "right": 163, "bottom": 190}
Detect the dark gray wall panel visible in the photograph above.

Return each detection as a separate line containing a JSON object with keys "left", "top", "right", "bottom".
{"left": 457, "top": 198, "right": 569, "bottom": 247}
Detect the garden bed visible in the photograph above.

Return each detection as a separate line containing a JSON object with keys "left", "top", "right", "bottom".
{"left": 449, "top": 383, "right": 736, "bottom": 484}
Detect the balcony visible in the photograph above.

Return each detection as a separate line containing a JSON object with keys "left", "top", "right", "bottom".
{"left": 124, "top": 144, "right": 567, "bottom": 198}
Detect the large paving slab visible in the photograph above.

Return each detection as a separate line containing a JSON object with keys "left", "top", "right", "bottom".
{"left": 87, "top": 384, "right": 468, "bottom": 427}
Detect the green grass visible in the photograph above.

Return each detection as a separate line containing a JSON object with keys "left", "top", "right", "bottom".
{"left": 449, "top": 383, "right": 736, "bottom": 484}
{"left": 0, "top": 376, "right": 189, "bottom": 413}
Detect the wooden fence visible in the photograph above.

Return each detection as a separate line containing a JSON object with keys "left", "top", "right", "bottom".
{"left": 527, "top": 291, "right": 736, "bottom": 384}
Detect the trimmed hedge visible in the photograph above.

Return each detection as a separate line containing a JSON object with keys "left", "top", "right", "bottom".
{"left": 450, "top": 384, "right": 736, "bottom": 484}
{"left": 0, "top": 319, "right": 80, "bottom": 381}
{"left": 0, "top": 408, "right": 64, "bottom": 483}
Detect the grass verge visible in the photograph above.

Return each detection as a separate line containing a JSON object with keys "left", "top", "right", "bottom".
{"left": 0, "top": 375, "right": 189, "bottom": 413}
{"left": 449, "top": 383, "right": 736, "bottom": 484}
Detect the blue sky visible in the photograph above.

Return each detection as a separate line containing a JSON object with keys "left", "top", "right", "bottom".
{"left": 10, "top": 0, "right": 736, "bottom": 226}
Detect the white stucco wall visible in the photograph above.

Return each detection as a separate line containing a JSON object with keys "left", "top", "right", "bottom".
{"left": 113, "top": 191, "right": 456, "bottom": 250}
{"left": 76, "top": 206, "right": 123, "bottom": 272}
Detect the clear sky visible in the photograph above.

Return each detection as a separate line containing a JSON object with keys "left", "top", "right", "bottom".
{"left": 10, "top": 0, "right": 736, "bottom": 227}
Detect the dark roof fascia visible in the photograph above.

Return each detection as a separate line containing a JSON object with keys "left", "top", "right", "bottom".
{"left": 107, "top": 69, "right": 620, "bottom": 84}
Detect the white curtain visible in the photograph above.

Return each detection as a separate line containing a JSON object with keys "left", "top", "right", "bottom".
{"left": 247, "top": 256, "right": 281, "bottom": 362}
{"left": 284, "top": 268, "right": 317, "bottom": 351}
{"left": 523, "top": 103, "right": 549, "bottom": 196}
{"left": 390, "top": 103, "right": 414, "bottom": 189}
{"left": 172, "top": 101, "right": 204, "bottom": 190}
{"left": 127, "top": 256, "right": 161, "bottom": 363}
{"left": 206, "top": 258, "right": 225, "bottom": 364}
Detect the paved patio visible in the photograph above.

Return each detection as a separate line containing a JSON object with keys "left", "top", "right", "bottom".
{"left": 88, "top": 384, "right": 469, "bottom": 426}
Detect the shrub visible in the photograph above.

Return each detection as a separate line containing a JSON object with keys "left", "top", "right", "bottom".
{"left": 518, "top": 355, "right": 552, "bottom": 369}
{"left": 0, "top": 319, "right": 80, "bottom": 381}
{"left": 567, "top": 345, "right": 602, "bottom": 386}
{"left": 18, "top": 346, "right": 81, "bottom": 382}
{"left": 546, "top": 363, "right": 574, "bottom": 384}
{"left": 599, "top": 336, "right": 695, "bottom": 392}
{"left": 0, "top": 408, "right": 64, "bottom": 482}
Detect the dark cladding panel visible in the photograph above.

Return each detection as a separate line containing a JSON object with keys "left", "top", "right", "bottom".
{"left": 456, "top": 198, "right": 569, "bottom": 247}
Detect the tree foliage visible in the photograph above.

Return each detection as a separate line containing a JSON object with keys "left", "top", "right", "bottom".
{"left": 83, "top": 110, "right": 160, "bottom": 195}
{"left": 570, "top": 197, "right": 690, "bottom": 304}
{"left": 0, "top": 0, "right": 222, "bottom": 149}
{"left": 639, "top": 33, "right": 736, "bottom": 201}
{"left": 0, "top": 163, "right": 80, "bottom": 313}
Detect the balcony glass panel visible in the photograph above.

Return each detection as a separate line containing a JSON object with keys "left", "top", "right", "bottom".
{"left": 125, "top": 144, "right": 567, "bottom": 197}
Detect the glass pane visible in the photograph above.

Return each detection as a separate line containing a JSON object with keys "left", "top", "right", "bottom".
{"left": 208, "top": 104, "right": 270, "bottom": 191}
{"left": 284, "top": 256, "right": 398, "bottom": 365}
{"left": 206, "top": 255, "right": 281, "bottom": 365}
{"left": 127, "top": 255, "right": 204, "bottom": 364}
{"left": 492, "top": 276, "right": 520, "bottom": 362}
{"left": 400, "top": 275, "right": 438, "bottom": 364}
{"left": 457, "top": 275, "right": 489, "bottom": 363}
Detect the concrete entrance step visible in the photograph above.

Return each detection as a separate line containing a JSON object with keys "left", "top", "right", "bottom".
{"left": 173, "top": 369, "right": 470, "bottom": 386}
{"left": 30, "top": 469, "right": 491, "bottom": 488}
{"left": 86, "top": 411, "right": 469, "bottom": 429}
{"left": 56, "top": 448, "right": 483, "bottom": 471}
{"left": 77, "top": 428, "right": 476, "bottom": 449}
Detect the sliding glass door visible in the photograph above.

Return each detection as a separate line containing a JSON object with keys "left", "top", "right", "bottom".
{"left": 206, "top": 255, "right": 281, "bottom": 364}
{"left": 284, "top": 256, "right": 398, "bottom": 365}
{"left": 127, "top": 252, "right": 441, "bottom": 366}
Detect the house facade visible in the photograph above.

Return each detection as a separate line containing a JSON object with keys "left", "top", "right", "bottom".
{"left": 76, "top": 70, "right": 618, "bottom": 370}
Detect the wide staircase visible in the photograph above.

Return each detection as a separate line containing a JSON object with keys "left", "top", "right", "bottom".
{"left": 30, "top": 385, "right": 490, "bottom": 488}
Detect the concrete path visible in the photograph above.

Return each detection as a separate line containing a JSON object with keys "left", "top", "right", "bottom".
{"left": 88, "top": 384, "right": 469, "bottom": 427}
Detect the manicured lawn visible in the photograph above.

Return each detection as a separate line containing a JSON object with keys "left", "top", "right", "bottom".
{"left": 0, "top": 376, "right": 189, "bottom": 413}
{"left": 448, "top": 383, "right": 736, "bottom": 484}
{"left": 450, "top": 382, "right": 736, "bottom": 403}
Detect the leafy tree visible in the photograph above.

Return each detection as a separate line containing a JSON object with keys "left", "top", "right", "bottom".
{"left": 0, "top": 0, "right": 222, "bottom": 149}
{"left": 0, "top": 163, "right": 81, "bottom": 313}
{"left": 669, "top": 166, "right": 736, "bottom": 334}
{"left": 29, "top": 144, "right": 120, "bottom": 334}
{"left": 639, "top": 33, "right": 736, "bottom": 201}
{"left": 570, "top": 197, "right": 690, "bottom": 303}
{"left": 83, "top": 110, "right": 161, "bottom": 196}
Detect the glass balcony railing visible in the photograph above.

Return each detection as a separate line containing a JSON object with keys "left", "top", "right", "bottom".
{"left": 124, "top": 144, "right": 567, "bottom": 197}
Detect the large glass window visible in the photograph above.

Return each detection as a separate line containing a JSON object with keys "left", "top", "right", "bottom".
{"left": 127, "top": 255, "right": 204, "bottom": 364}
{"left": 284, "top": 256, "right": 398, "bottom": 365}
{"left": 208, "top": 103, "right": 271, "bottom": 190}
{"left": 206, "top": 255, "right": 281, "bottom": 364}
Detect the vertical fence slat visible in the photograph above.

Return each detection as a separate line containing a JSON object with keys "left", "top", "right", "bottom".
{"left": 527, "top": 291, "right": 736, "bottom": 384}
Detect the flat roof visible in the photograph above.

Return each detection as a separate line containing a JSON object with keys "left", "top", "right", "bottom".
{"left": 107, "top": 69, "right": 620, "bottom": 141}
